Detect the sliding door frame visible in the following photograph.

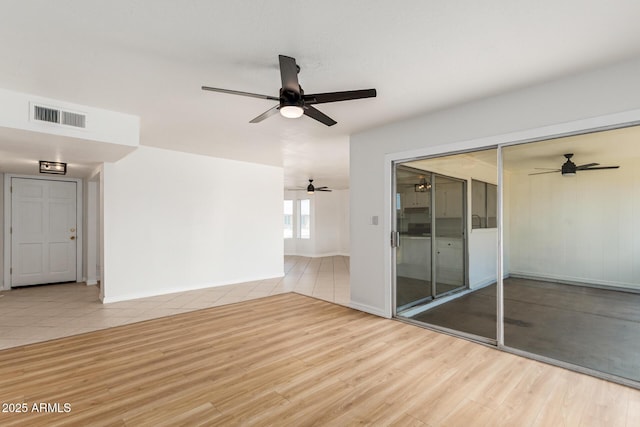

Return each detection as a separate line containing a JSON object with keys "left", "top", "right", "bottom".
{"left": 386, "top": 109, "right": 640, "bottom": 389}
{"left": 391, "top": 151, "right": 494, "bottom": 346}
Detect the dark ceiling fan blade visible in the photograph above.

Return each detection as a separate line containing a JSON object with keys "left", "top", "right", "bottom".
{"left": 201, "top": 86, "right": 279, "bottom": 101}
{"left": 279, "top": 55, "right": 300, "bottom": 94}
{"left": 529, "top": 170, "right": 560, "bottom": 176}
{"left": 315, "top": 186, "right": 329, "bottom": 190}
{"left": 580, "top": 166, "right": 620, "bottom": 171}
{"left": 575, "top": 163, "right": 599, "bottom": 169}
{"left": 303, "top": 106, "right": 337, "bottom": 126}
{"left": 249, "top": 105, "right": 280, "bottom": 123}
{"left": 316, "top": 189, "right": 332, "bottom": 192}
{"left": 304, "top": 89, "right": 377, "bottom": 105}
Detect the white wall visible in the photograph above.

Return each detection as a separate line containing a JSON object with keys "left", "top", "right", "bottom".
{"left": 508, "top": 156, "right": 640, "bottom": 289}
{"left": 284, "top": 189, "right": 350, "bottom": 257}
{"left": 339, "top": 190, "right": 350, "bottom": 255}
{"left": 468, "top": 230, "right": 497, "bottom": 288}
{"left": 101, "top": 146, "right": 284, "bottom": 303}
{"left": 315, "top": 190, "right": 350, "bottom": 256}
{"left": 85, "top": 178, "right": 99, "bottom": 286}
{"left": 350, "top": 57, "right": 640, "bottom": 318}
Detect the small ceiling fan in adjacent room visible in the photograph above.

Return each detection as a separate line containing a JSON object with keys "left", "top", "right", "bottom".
{"left": 304, "top": 179, "right": 332, "bottom": 194}
{"left": 529, "top": 153, "right": 620, "bottom": 176}
{"left": 202, "top": 54, "right": 377, "bottom": 126}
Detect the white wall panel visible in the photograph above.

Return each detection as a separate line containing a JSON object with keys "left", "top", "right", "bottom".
{"left": 101, "top": 146, "right": 283, "bottom": 302}
{"left": 508, "top": 157, "right": 640, "bottom": 289}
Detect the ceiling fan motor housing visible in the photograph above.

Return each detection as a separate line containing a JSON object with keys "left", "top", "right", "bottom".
{"left": 280, "top": 87, "right": 303, "bottom": 108}
{"left": 562, "top": 158, "right": 577, "bottom": 175}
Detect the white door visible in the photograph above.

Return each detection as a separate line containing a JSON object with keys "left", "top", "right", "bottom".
{"left": 11, "top": 178, "right": 77, "bottom": 287}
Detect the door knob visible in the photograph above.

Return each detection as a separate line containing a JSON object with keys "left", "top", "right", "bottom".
{"left": 70, "top": 236, "right": 76, "bottom": 240}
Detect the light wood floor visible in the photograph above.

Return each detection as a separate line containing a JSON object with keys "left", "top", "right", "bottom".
{"left": 0, "top": 255, "right": 349, "bottom": 350}
{"left": 1, "top": 293, "right": 639, "bottom": 426}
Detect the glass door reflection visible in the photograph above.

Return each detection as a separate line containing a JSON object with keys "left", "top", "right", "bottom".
{"left": 395, "top": 165, "right": 433, "bottom": 311}
{"left": 433, "top": 175, "right": 466, "bottom": 297}
{"left": 394, "top": 165, "right": 468, "bottom": 313}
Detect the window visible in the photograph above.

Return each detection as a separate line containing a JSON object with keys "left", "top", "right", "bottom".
{"left": 298, "top": 199, "right": 310, "bottom": 239}
{"left": 284, "top": 200, "right": 293, "bottom": 239}
{"left": 471, "top": 179, "right": 497, "bottom": 229}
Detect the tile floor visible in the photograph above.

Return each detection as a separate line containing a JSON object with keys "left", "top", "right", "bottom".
{"left": 0, "top": 255, "right": 350, "bottom": 350}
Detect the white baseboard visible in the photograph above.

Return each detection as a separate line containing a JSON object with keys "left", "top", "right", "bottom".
{"left": 86, "top": 280, "right": 98, "bottom": 286}
{"left": 101, "top": 273, "right": 285, "bottom": 304}
{"left": 285, "top": 252, "right": 350, "bottom": 258}
{"left": 349, "top": 301, "right": 391, "bottom": 318}
{"left": 469, "top": 276, "right": 497, "bottom": 290}
{"left": 509, "top": 271, "right": 640, "bottom": 292}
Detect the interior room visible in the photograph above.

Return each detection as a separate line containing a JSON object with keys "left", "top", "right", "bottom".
{"left": 2, "top": 1, "right": 640, "bottom": 424}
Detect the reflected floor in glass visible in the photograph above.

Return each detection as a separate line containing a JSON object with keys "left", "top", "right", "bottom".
{"left": 396, "top": 276, "right": 460, "bottom": 308}
{"left": 410, "top": 277, "right": 640, "bottom": 381}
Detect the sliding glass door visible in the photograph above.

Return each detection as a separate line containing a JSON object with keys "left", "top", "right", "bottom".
{"left": 394, "top": 165, "right": 467, "bottom": 313}
{"left": 391, "top": 130, "right": 640, "bottom": 386}
{"left": 393, "top": 149, "right": 498, "bottom": 343}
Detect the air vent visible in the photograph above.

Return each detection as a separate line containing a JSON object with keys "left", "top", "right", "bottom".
{"left": 34, "top": 105, "right": 59, "bottom": 123}
{"left": 61, "top": 111, "right": 86, "bottom": 128}
{"left": 32, "top": 103, "right": 87, "bottom": 129}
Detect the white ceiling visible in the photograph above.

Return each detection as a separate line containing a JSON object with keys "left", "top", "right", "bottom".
{"left": 1, "top": 1, "right": 640, "bottom": 187}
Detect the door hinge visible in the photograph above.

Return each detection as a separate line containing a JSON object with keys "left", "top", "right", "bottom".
{"left": 10, "top": 267, "right": 12, "bottom": 275}
{"left": 391, "top": 231, "right": 400, "bottom": 248}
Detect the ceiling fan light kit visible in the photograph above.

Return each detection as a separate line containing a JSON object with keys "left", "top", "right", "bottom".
{"left": 202, "top": 54, "right": 376, "bottom": 126}
{"left": 280, "top": 105, "right": 304, "bottom": 118}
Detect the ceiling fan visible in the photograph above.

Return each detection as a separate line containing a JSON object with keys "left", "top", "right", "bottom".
{"left": 305, "top": 179, "right": 332, "bottom": 194}
{"left": 202, "top": 55, "right": 376, "bottom": 126}
{"left": 529, "top": 153, "right": 620, "bottom": 176}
